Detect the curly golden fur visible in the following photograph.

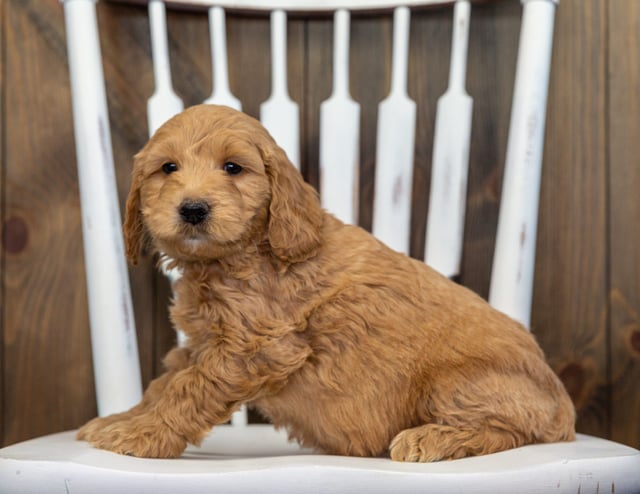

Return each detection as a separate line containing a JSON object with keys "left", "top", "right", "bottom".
{"left": 77, "top": 104, "right": 575, "bottom": 461}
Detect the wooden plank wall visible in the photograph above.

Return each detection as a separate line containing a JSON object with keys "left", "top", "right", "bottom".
{"left": 1, "top": 0, "right": 639, "bottom": 449}
{"left": 536, "top": 0, "right": 610, "bottom": 439}
{"left": 608, "top": 1, "right": 640, "bottom": 447}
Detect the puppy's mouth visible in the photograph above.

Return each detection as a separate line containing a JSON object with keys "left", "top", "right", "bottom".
{"left": 176, "top": 223, "right": 211, "bottom": 245}
{"left": 167, "top": 226, "right": 240, "bottom": 262}
{"left": 165, "top": 228, "right": 212, "bottom": 259}
{"left": 181, "top": 234, "right": 208, "bottom": 249}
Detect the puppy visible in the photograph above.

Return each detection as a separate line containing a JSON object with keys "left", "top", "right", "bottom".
{"left": 77, "top": 104, "right": 575, "bottom": 461}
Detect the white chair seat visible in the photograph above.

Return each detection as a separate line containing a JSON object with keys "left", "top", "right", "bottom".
{"left": 2, "top": 427, "right": 639, "bottom": 493}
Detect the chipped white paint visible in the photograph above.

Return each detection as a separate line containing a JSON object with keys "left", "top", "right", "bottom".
{"left": 372, "top": 6, "right": 416, "bottom": 255}
{"left": 488, "top": 0, "right": 557, "bottom": 328}
{"left": 63, "top": 0, "right": 142, "bottom": 416}
{"left": 203, "top": 6, "right": 242, "bottom": 110}
{"left": 424, "top": 0, "right": 473, "bottom": 279}
{"left": 260, "top": 10, "right": 301, "bottom": 169}
{"left": 147, "top": 0, "right": 185, "bottom": 135}
{"left": 319, "top": 9, "right": 361, "bottom": 225}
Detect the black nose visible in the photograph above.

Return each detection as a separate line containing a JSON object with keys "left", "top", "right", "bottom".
{"left": 179, "top": 200, "right": 210, "bottom": 225}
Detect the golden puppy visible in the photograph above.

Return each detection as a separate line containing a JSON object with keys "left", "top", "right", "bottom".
{"left": 77, "top": 104, "right": 575, "bottom": 461}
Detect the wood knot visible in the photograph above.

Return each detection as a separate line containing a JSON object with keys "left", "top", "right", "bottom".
{"left": 2, "top": 216, "right": 29, "bottom": 254}
{"left": 558, "top": 363, "right": 584, "bottom": 397}
{"left": 557, "top": 360, "right": 594, "bottom": 410}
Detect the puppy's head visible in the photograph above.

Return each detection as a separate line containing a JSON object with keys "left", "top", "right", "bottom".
{"left": 124, "top": 104, "right": 323, "bottom": 265}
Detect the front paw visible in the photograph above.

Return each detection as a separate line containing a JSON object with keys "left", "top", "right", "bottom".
{"left": 80, "top": 411, "right": 187, "bottom": 458}
{"left": 77, "top": 412, "right": 130, "bottom": 442}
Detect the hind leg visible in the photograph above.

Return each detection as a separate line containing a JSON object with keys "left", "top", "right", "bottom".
{"left": 390, "top": 423, "right": 523, "bottom": 462}
{"left": 390, "top": 369, "right": 575, "bottom": 462}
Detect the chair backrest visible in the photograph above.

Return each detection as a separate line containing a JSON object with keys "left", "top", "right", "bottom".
{"left": 61, "top": 0, "right": 557, "bottom": 418}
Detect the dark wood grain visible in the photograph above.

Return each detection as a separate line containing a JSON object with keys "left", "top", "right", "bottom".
{"left": 608, "top": 0, "right": 640, "bottom": 448}
{"left": 533, "top": 0, "right": 609, "bottom": 439}
{"left": 351, "top": 14, "right": 391, "bottom": 232}
{"left": 2, "top": 0, "right": 94, "bottom": 444}
{"left": 1, "top": 0, "right": 159, "bottom": 444}
{"left": 458, "top": 1, "right": 519, "bottom": 297}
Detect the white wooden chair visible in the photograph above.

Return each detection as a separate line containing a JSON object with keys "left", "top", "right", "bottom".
{"left": 1, "top": 0, "right": 639, "bottom": 492}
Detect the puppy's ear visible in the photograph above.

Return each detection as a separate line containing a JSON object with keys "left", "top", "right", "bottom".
{"left": 262, "top": 142, "right": 324, "bottom": 263}
{"left": 123, "top": 155, "right": 146, "bottom": 265}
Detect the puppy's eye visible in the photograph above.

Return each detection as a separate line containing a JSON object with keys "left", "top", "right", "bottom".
{"left": 223, "top": 162, "right": 243, "bottom": 175}
{"left": 162, "top": 162, "right": 178, "bottom": 174}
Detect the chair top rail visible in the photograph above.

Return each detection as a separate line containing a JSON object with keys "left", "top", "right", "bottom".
{"left": 105, "top": 0, "right": 497, "bottom": 14}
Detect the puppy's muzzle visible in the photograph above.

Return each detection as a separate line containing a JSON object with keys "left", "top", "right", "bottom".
{"left": 179, "top": 200, "right": 210, "bottom": 226}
